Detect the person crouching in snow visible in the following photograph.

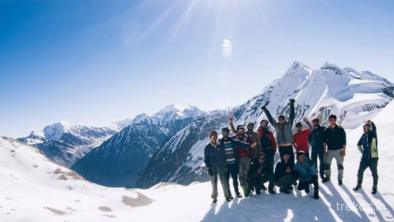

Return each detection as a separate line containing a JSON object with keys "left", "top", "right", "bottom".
{"left": 353, "top": 121, "right": 379, "bottom": 194}
{"left": 248, "top": 152, "right": 276, "bottom": 195}
{"left": 274, "top": 153, "right": 296, "bottom": 194}
{"left": 204, "top": 130, "right": 231, "bottom": 203}
{"left": 294, "top": 151, "right": 319, "bottom": 199}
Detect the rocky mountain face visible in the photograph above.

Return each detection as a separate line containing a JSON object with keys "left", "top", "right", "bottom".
{"left": 71, "top": 105, "right": 205, "bottom": 187}
{"left": 18, "top": 122, "right": 116, "bottom": 167}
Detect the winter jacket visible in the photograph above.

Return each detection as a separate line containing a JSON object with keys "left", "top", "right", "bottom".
{"left": 258, "top": 126, "right": 277, "bottom": 151}
{"left": 204, "top": 143, "right": 226, "bottom": 169}
{"left": 219, "top": 137, "right": 250, "bottom": 165}
{"left": 322, "top": 125, "right": 346, "bottom": 150}
{"left": 274, "top": 161, "right": 294, "bottom": 180}
{"left": 249, "top": 158, "right": 270, "bottom": 177}
{"left": 308, "top": 125, "right": 326, "bottom": 150}
{"left": 263, "top": 102, "right": 295, "bottom": 145}
{"left": 357, "top": 124, "right": 378, "bottom": 160}
{"left": 294, "top": 161, "right": 317, "bottom": 183}
{"left": 293, "top": 129, "right": 310, "bottom": 153}
{"left": 246, "top": 130, "right": 262, "bottom": 159}
{"left": 232, "top": 135, "right": 253, "bottom": 159}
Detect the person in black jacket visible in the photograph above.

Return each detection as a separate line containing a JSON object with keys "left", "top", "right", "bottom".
{"left": 219, "top": 127, "right": 251, "bottom": 198}
{"left": 274, "top": 153, "right": 296, "bottom": 194}
{"left": 322, "top": 115, "right": 347, "bottom": 185}
{"left": 248, "top": 152, "right": 276, "bottom": 195}
{"left": 353, "top": 121, "right": 379, "bottom": 194}
{"left": 204, "top": 130, "right": 231, "bottom": 203}
{"left": 304, "top": 117, "right": 326, "bottom": 181}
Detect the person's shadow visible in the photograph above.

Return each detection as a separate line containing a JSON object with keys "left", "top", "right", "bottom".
{"left": 201, "top": 189, "right": 338, "bottom": 222}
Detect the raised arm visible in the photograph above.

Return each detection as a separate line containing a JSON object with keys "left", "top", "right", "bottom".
{"left": 303, "top": 117, "right": 313, "bottom": 129}
{"left": 228, "top": 115, "right": 237, "bottom": 134}
{"left": 232, "top": 139, "right": 251, "bottom": 149}
{"left": 289, "top": 99, "right": 295, "bottom": 126}
{"left": 262, "top": 106, "right": 277, "bottom": 127}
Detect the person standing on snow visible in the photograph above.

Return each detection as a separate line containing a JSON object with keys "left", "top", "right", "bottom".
{"left": 293, "top": 121, "right": 311, "bottom": 157}
{"left": 322, "top": 114, "right": 347, "bottom": 185}
{"left": 258, "top": 119, "right": 277, "bottom": 191}
{"left": 304, "top": 117, "right": 326, "bottom": 181}
{"left": 262, "top": 99, "right": 296, "bottom": 167}
{"left": 294, "top": 151, "right": 319, "bottom": 199}
{"left": 204, "top": 131, "right": 231, "bottom": 203}
{"left": 353, "top": 121, "right": 379, "bottom": 194}
{"left": 219, "top": 127, "right": 251, "bottom": 198}
{"left": 228, "top": 117, "right": 257, "bottom": 197}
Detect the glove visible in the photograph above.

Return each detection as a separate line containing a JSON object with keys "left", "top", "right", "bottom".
{"left": 208, "top": 168, "right": 215, "bottom": 176}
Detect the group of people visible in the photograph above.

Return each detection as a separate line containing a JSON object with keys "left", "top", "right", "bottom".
{"left": 204, "top": 99, "right": 379, "bottom": 204}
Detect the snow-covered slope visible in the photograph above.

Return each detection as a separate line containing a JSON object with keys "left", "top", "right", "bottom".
{"left": 137, "top": 62, "right": 393, "bottom": 187}
{"left": 18, "top": 122, "right": 116, "bottom": 167}
{"left": 2, "top": 101, "right": 394, "bottom": 221}
{"left": 71, "top": 105, "right": 205, "bottom": 187}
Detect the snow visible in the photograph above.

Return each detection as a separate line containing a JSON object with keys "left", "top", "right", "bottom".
{"left": 1, "top": 101, "right": 394, "bottom": 221}
{"left": 43, "top": 121, "right": 73, "bottom": 141}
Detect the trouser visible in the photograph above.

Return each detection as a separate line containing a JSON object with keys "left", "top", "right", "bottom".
{"left": 263, "top": 148, "right": 275, "bottom": 176}
{"left": 276, "top": 174, "right": 296, "bottom": 190}
{"left": 279, "top": 145, "right": 294, "bottom": 167}
{"left": 357, "top": 158, "right": 378, "bottom": 187}
{"left": 298, "top": 175, "right": 319, "bottom": 192}
{"left": 249, "top": 173, "right": 275, "bottom": 193}
{"left": 311, "top": 147, "right": 324, "bottom": 179}
{"left": 225, "top": 163, "right": 240, "bottom": 195}
{"left": 210, "top": 167, "right": 230, "bottom": 199}
{"left": 239, "top": 157, "right": 251, "bottom": 194}
{"left": 324, "top": 149, "right": 344, "bottom": 180}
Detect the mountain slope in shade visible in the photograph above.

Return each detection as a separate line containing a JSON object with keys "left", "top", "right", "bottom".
{"left": 18, "top": 121, "right": 116, "bottom": 167}
{"left": 136, "top": 111, "right": 227, "bottom": 188}
{"left": 71, "top": 105, "right": 205, "bottom": 187}
{"left": 137, "top": 62, "right": 394, "bottom": 187}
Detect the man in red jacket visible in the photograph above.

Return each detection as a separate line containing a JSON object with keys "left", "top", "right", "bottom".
{"left": 293, "top": 122, "right": 311, "bottom": 158}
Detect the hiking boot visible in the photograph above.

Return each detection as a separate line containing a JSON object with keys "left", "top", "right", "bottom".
{"left": 338, "top": 179, "right": 343, "bottom": 186}
{"left": 226, "top": 197, "right": 233, "bottom": 202}
{"left": 305, "top": 185, "right": 310, "bottom": 194}
{"left": 372, "top": 186, "right": 377, "bottom": 195}
{"left": 313, "top": 190, "right": 319, "bottom": 199}
{"left": 212, "top": 198, "right": 217, "bottom": 204}
{"left": 236, "top": 192, "right": 243, "bottom": 198}
{"left": 353, "top": 184, "right": 362, "bottom": 191}
{"left": 322, "top": 176, "right": 330, "bottom": 183}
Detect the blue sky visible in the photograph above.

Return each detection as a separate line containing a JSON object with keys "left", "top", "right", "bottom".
{"left": 1, "top": 0, "right": 393, "bottom": 137}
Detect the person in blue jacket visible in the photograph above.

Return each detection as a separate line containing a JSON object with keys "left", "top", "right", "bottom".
{"left": 294, "top": 151, "right": 319, "bottom": 199}
{"left": 204, "top": 130, "right": 231, "bottom": 203}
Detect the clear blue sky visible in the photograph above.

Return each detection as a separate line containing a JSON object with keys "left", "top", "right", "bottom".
{"left": 1, "top": 0, "right": 393, "bottom": 137}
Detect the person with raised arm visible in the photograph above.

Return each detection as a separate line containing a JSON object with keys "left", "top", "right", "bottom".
{"left": 261, "top": 99, "right": 296, "bottom": 166}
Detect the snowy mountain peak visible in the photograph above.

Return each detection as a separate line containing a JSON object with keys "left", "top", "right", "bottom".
{"left": 153, "top": 104, "right": 203, "bottom": 120}
{"left": 285, "top": 61, "right": 312, "bottom": 77}
{"left": 320, "top": 62, "right": 347, "bottom": 75}
{"left": 43, "top": 121, "right": 74, "bottom": 141}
